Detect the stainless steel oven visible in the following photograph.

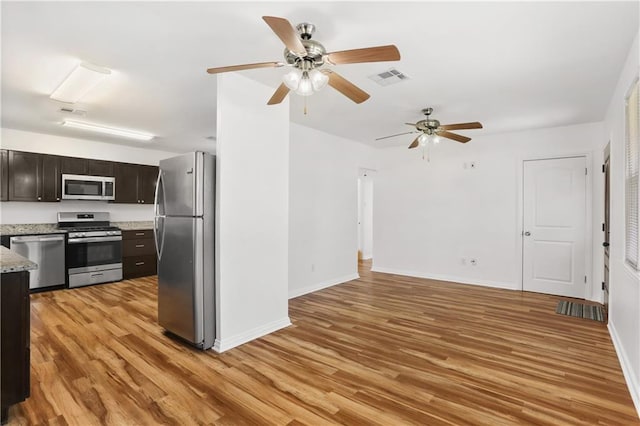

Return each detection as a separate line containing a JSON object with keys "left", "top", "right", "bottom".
{"left": 58, "top": 212, "right": 123, "bottom": 288}
{"left": 62, "top": 174, "right": 115, "bottom": 201}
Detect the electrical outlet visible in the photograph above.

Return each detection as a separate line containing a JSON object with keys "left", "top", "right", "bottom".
{"left": 470, "top": 162, "right": 476, "bottom": 169}
{"left": 470, "top": 259, "right": 477, "bottom": 266}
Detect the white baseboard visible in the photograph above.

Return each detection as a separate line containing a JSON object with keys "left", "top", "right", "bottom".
{"left": 288, "top": 273, "right": 360, "bottom": 299}
{"left": 370, "top": 266, "right": 518, "bottom": 291}
{"left": 213, "top": 316, "right": 291, "bottom": 353}
{"left": 608, "top": 321, "right": 640, "bottom": 419}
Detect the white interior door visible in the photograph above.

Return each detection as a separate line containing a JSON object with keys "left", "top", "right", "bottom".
{"left": 522, "top": 157, "right": 587, "bottom": 298}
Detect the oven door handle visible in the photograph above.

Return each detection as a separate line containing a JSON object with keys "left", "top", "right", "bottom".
{"left": 68, "top": 236, "right": 123, "bottom": 244}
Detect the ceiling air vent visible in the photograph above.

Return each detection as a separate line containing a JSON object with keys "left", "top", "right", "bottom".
{"left": 368, "top": 68, "right": 409, "bottom": 86}
{"left": 59, "top": 107, "right": 87, "bottom": 116}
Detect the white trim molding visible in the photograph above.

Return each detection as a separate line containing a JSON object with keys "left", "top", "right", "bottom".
{"left": 288, "top": 273, "right": 360, "bottom": 299}
{"left": 213, "top": 317, "right": 292, "bottom": 353}
{"left": 608, "top": 321, "right": 640, "bottom": 418}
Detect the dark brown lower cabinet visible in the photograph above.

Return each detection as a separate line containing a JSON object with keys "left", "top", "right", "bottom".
{"left": 1, "top": 271, "right": 30, "bottom": 424}
{"left": 122, "top": 230, "right": 157, "bottom": 279}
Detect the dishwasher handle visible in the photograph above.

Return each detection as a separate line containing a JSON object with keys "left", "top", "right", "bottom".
{"left": 10, "top": 235, "right": 65, "bottom": 243}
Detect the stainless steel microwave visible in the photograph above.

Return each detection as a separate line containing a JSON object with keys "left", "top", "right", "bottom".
{"left": 62, "top": 174, "right": 115, "bottom": 201}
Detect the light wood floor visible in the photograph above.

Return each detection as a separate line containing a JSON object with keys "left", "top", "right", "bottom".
{"left": 7, "top": 261, "right": 639, "bottom": 425}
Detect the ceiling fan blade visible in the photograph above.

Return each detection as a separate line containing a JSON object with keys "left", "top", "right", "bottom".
{"left": 262, "top": 16, "right": 307, "bottom": 57}
{"left": 375, "top": 131, "right": 416, "bottom": 141}
{"left": 267, "top": 83, "right": 290, "bottom": 105}
{"left": 439, "top": 122, "right": 483, "bottom": 131}
{"left": 326, "top": 45, "right": 401, "bottom": 65}
{"left": 324, "top": 70, "right": 370, "bottom": 104}
{"left": 437, "top": 130, "right": 471, "bottom": 143}
{"left": 408, "top": 137, "right": 420, "bottom": 149}
{"left": 207, "top": 62, "right": 282, "bottom": 74}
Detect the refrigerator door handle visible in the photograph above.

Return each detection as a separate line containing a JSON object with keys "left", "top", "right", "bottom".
{"left": 154, "top": 171, "right": 167, "bottom": 260}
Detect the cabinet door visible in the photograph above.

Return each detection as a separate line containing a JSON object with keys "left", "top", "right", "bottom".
{"left": 8, "top": 151, "right": 41, "bottom": 201}
{"left": 87, "top": 160, "right": 114, "bottom": 177}
{"left": 113, "top": 163, "right": 139, "bottom": 203}
{"left": 138, "top": 165, "right": 159, "bottom": 204}
{"left": 60, "top": 157, "right": 88, "bottom": 175}
{"left": 0, "top": 150, "right": 8, "bottom": 201}
{"left": 41, "top": 155, "right": 61, "bottom": 202}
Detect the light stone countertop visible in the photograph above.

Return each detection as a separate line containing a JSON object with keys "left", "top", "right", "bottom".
{"left": 0, "top": 246, "right": 38, "bottom": 273}
{"left": 0, "top": 221, "right": 155, "bottom": 235}
{"left": 112, "top": 221, "right": 154, "bottom": 231}
{"left": 0, "top": 223, "right": 65, "bottom": 236}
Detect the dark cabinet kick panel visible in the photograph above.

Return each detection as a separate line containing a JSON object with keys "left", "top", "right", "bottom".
{"left": 2, "top": 150, "right": 158, "bottom": 204}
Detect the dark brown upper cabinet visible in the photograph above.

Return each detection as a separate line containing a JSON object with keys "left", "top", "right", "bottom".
{"left": 87, "top": 160, "right": 114, "bottom": 177}
{"left": 60, "top": 156, "right": 88, "bottom": 175}
{"left": 8, "top": 151, "right": 41, "bottom": 201}
{"left": 138, "top": 165, "right": 159, "bottom": 204}
{"left": 1, "top": 150, "right": 8, "bottom": 201}
{"left": 8, "top": 152, "right": 61, "bottom": 202}
{"left": 40, "top": 155, "right": 62, "bottom": 202}
{"left": 113, "top": 163, "right": 140, "bottom": 203}
{"left": 113, "top": 163, "right": 158, "bottom": 204}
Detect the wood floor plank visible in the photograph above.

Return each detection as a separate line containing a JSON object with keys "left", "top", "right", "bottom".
{"left": 6, "top": 264, "right": 639, "bottom": 425}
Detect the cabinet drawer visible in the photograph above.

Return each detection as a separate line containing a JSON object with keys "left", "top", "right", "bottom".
{"left": 122, "top": 229, "right": 153, "bottom": 240}
{"left": 123, "top": 239, "right": 156, "bottom": 257}
{"left": 123, "top": 255, "right": 156, "bottom": 279}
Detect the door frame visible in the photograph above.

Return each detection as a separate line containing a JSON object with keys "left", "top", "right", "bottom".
{"left": 516, "top": 153, "right": 594, "bottom": 299}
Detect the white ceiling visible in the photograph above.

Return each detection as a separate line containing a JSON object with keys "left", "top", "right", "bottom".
{"left": 1, "top": 2, "right": 638, "bottom": 152}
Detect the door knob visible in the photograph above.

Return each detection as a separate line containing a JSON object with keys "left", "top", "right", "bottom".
{"left": 603, "top": 242, "right": 610, "bottom": 247}
{"left": 524, "top": 231, "right": 531, "bottom": 236}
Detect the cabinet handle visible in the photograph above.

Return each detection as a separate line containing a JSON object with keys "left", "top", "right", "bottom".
{"left": 135, "top": 244, "right": 145, "bottom": 248}
{"left": 37, "top": 196, "right": 41, "bottom": 201}
{"left": 135, "top": 262, "right": 145, "bottom": 266}
{"left": 56, "top": 197, "right": 60, "bottom": 201}
{"left": 135, "top": 232, "right": 145, "bottom": 236}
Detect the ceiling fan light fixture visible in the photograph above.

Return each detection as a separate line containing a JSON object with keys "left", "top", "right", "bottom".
{"left": 309, "top": 68, "right": 329, "bottom": 91}
{"left": 283, "top": 68, "right": 303, "bottom": 90}
{"left": 432, "top": 135, "right": 441, "bottom": 144}
{"left": 418, "top": 134, "right": 429, "bottom": 146}
{"left": 295, "top": 71, "right": 314, "bottom": 96}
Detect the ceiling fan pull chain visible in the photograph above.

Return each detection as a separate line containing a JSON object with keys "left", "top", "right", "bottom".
{"left": 304, "top": 96, "right": 308, "bottom": 115}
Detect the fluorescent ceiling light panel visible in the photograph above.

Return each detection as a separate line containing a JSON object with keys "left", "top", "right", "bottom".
{"left": 50, "top": 62, "right": 111, "bottom": 103}
{"left": 62, "top": 120, "right": 154, "bottom": 141}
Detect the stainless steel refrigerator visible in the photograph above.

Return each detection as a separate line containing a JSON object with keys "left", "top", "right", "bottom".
{"left": 154, "top": 152, "right": 215, "bottom": 349}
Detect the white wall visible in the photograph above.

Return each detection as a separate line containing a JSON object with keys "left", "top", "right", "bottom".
{"left": 288, "top": 123, "right": 377, "bottom": 299}
{"left": 373, "top": 121, "right": 603, "bottom": 297}
{"left": 214, "top": 73, "right": 290, "bottom": 352}
{"left": 0, "top": 128, "right": 179, "bottom": 223}
{"left": 601, "top": 30, "right": 640, "bottom": 416}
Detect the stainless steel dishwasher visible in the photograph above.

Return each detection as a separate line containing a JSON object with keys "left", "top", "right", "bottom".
{"left": 10, "top": 234, "right": 66, "bottom": 290}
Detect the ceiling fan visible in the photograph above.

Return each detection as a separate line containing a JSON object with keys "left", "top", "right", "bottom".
{"left": 376, "top": 108, "right": 483, "bottom": 149}
{"left": 206, "top": 16, "right": 401, "bottom": 105}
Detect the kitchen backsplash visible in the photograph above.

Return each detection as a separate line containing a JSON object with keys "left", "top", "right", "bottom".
{"left": 0, "top": 200, "right": 154, "bottom": 224}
